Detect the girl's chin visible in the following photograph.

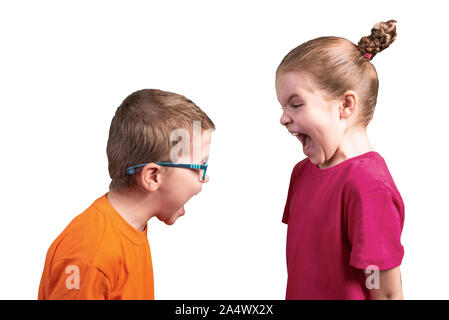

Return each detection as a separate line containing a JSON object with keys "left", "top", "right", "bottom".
{"left": 307, "top": 154, "right": 325, "bottom": 167}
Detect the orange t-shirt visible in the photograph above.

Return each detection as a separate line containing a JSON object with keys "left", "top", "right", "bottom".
{"left": 38, "top": 193, "right": 154, "bottom": 300}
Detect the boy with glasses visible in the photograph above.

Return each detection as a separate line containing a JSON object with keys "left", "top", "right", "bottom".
{"left": 38, "top": 89, "right": 215, "bottom": 299}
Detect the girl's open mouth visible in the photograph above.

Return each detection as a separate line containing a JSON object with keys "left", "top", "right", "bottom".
{"left": 297, "top": 134, "right": 312, "bottom": 155}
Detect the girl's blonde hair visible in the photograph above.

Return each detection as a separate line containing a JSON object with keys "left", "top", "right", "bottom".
{"left": 276, "top": 20, "right": 397, "bottom": 127}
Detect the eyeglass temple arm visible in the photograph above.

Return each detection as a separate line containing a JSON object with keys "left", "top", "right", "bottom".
{"left": 157, "top": 162, "right": 208, "bottom": 180}
{"left": 127, "top": 162, "right": 208, "bottom": 178}
{"left": 156, "top": 162, "right": 207, "bottom": 169}
{"left": 126, "top": 164, "right": 147, "bottom": 175}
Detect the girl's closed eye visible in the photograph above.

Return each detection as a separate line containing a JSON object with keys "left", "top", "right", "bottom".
{"left": 281, "top": 104, "right": 303, "bottom": 110}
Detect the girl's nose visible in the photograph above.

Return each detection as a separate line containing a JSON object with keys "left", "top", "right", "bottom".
{"left": 280, "top": 109, "right": 292, "bottom": 126}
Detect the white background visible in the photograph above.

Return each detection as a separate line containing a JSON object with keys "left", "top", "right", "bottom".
{"left": 1, "top": 0, "right": 448, "bottom": 300}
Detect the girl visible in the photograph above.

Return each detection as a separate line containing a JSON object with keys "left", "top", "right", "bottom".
{"left": 276, "top": 20, "right": 404, "bottom": 300}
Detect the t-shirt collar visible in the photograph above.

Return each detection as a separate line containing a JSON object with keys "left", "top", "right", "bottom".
{"left": 93, "top": 193, "right": 148, "bottom": 246}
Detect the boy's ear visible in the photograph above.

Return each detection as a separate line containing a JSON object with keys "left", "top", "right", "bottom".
{"left": 140, "top": 163, "right": 163, "bottom": 192}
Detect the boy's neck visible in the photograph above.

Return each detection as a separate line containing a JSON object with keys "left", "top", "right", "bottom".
{"left": 106, "top": 189, "right": 156, "bottom": 232}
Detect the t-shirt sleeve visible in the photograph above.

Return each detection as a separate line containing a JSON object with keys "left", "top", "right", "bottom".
{"left": 345, "top": 184, "right": 405, "bottom": 270}
{"left": 40, "top": 259, "right": 111, "bottom": 300}
{"left": 282, "top": 166, "right": 298, "bottom": 224}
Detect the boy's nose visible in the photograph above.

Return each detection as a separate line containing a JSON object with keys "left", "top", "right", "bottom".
{"left": 280, "top": 110, "right": 292, "bottom": 126}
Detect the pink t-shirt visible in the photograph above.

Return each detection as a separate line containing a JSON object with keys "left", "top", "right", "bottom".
{"left": 282, "top": 151, "right": 405, "bottom": 300}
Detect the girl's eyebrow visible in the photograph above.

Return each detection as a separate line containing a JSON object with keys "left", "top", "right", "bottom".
{"left": 284, "top": 93, "right": 302, "bottom": 106}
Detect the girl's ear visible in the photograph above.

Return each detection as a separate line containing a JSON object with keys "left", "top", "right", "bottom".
{"left": 340, "top": 90, "right": 358, "bottom": 120}
{"left": 140, "top": 163, "right": 163, "bottom": 192}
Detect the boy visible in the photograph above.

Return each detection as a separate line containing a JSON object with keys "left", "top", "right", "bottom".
{"left": 38, "top": 89, "right": 215, "bottom": 299}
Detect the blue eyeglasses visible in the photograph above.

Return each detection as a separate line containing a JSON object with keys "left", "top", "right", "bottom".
{"left": 126, "top": 161, "right": 208, "bottom": 181}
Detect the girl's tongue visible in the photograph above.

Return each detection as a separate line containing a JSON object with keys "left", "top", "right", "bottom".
{"left": 298, "top": 134, "right": 313, "bottom": 155}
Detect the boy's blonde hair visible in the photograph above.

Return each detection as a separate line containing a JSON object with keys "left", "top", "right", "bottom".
{"left": 276, "top": 19, "right": 397, "bottom": 127}
{"left": 107, "top": 89, "right": 215, "bottom": 192}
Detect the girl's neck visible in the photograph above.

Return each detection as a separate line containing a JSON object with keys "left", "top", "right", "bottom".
{"left": 319, "top": 126, "right": 374, "bottom": 169}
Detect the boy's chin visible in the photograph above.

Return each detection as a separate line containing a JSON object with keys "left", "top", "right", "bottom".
{"left": 159, "top": 207, "right": 185, "bottom": 225}
{"left": 157, "top": 216, "right": 176, "bottom": 225}
{"left": 164, "top": 219, "right": 176, "bottom": 226}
